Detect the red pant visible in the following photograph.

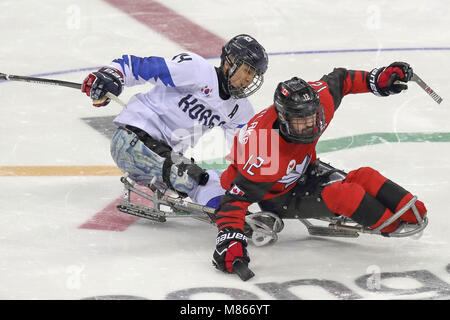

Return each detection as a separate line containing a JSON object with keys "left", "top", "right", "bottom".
{"left": 322, "top": 167, "right": 427, "bottom": 233}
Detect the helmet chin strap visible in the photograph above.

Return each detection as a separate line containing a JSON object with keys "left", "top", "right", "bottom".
{"left": 226, "top": 59, "right": 243, "bottom": 96}
{"left": 215, "top": 67, "right": 231, "bottom": 99}
{"left": 220, "top": 57, "right": 241, "bottom": 98}
{"left": 229, "top": 60, "right": 238, "bottom": 75}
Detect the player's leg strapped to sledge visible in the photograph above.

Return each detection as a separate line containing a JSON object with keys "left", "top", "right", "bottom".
{"left": 259, "top": 160, "right": 428, "bottom": 236}
{"left": 110, "top": 125, "right": 209, "bottom": 197}
{"left": 322, "top": 166, "right": 427, "bottom": 233}
{"left": 343, "top": 167, "right": 427, "bottom": 224}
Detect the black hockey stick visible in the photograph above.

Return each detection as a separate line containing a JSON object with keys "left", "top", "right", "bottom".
{"left": 232, "top": 259, "right": 255, "bottom": 281}
{"left": 395, "top": 73, "right": 443, "bottom": 104}
{"left": 0, "top": 72, "right": 126, "bottom": 107}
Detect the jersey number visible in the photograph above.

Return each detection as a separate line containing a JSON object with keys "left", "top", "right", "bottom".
{"left": 309, "top": 81, "right": 327, "bottom": 93}
{"left": 243, "top": 154, "right": 265, "bottom": 176}
{"left": 172, "top": 53, "right": 192, "bottom": 63}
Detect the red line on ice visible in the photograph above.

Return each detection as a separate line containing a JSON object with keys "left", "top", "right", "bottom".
{"left": 79, "top": 198, "right": 139, "bottom": 231}
{"left": 103, "top": 0, "right": 225, "bottom": 57}
{"left": 79, "top": 186, "right": 156, "bottom": 231}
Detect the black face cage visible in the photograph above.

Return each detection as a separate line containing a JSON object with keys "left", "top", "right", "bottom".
{"left": 279, "top": 104, "right": 326, "bottom": 144}
{"left": 226, "top": 58, "right": 264, "bottom": 99}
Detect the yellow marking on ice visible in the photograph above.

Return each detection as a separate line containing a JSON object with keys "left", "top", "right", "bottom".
{"left": 0, "top": 166, "right": 123, "bottom": 176}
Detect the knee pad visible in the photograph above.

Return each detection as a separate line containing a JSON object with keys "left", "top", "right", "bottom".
{"left": 323, "top": 181, "right": 395, "bottom": 230}
{"left": 167, "top": 153, "right": 209, "bottom": 185}
{"left": 176, "top": 160, "right": 209, "bottom": 186}
{"left": 161, "top": 153, "right": 209, "bottom": 196}
{"left": 345, "top": 167, "right": 387, "bottom": 196}
{"left": 322, "top": 181, "right": 365, "bottom": 216}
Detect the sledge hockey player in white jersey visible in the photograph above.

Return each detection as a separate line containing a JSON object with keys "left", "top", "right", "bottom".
{"left": 81, "top": 34, "right": 268, "bottom": 206}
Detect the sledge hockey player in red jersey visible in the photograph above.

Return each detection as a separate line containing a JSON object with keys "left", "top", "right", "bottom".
{"left": 212, "top": 62, "right": 428, "bottom": 276}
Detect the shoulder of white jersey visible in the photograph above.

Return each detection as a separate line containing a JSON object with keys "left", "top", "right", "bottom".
{"left": 168, "top": 51, "right": 205, "bottom": 66}
{"left": 165, "top": 51, "right": 215, "bottom": 88}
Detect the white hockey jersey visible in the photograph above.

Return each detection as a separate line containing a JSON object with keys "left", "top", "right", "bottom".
{"left": 110, "top": 52, "right": 255, "bottom": 152}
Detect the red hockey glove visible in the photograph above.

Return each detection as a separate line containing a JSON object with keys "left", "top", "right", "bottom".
{"left": 81, "top": 67, "right": 124, "bottom": 107}
{"left": 212, "top": 227, "right": 249, "bottom": 273}
{"left": 368, "top": 62, "right": 413, "bottom": 96}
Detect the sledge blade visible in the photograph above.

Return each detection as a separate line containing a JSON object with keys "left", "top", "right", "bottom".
{"left": 117, "top": 201, "right": 166, "bottom": 222}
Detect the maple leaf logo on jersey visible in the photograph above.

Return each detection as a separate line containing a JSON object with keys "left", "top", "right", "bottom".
{"left": 278, "top": 155, "right": 311, "bottom": 189}
{"left": 229, "top": 184, "right": 245, "bottom": 196}
{"left": 286, "top": 159, "right": 296, "bottom": 175}
{"left": 279, "top": 165, "right": 304, "bottom": 189}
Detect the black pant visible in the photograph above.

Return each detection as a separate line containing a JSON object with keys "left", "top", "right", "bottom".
{"left": 258, "top": 160, "right": 347, "bottom": 220}
{"left": 124, "top": 125, "right": 173, "bottom": 157}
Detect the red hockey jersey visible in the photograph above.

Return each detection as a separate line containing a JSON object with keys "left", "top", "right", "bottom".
{"left": 216, "top": 68, "right": 370, "bottom": 231}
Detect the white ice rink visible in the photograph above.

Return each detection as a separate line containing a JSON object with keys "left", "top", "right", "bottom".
{"left": 1, "top": 0, "right": 449, "bottom": 301}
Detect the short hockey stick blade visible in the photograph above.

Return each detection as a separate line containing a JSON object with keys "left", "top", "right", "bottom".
{"left": 411, "top": 73, "right": 443, "bottom": 104}
{"left": 232, "top": 259, "right": 255, "bottom": 281}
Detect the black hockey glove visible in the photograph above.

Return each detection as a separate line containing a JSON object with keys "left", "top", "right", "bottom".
{"left": 213, "top": 227, "right": 249, "bottom": 274}
{"left": 368, "top": 62, "right": 413, "bottom": 96}
{"left": 82, "top": 67, "right": 124, "bottom": 107}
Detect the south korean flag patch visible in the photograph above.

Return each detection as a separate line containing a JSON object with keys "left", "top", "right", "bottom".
{"left": 201, "top": 85, "right": 213, "bottom": 97}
